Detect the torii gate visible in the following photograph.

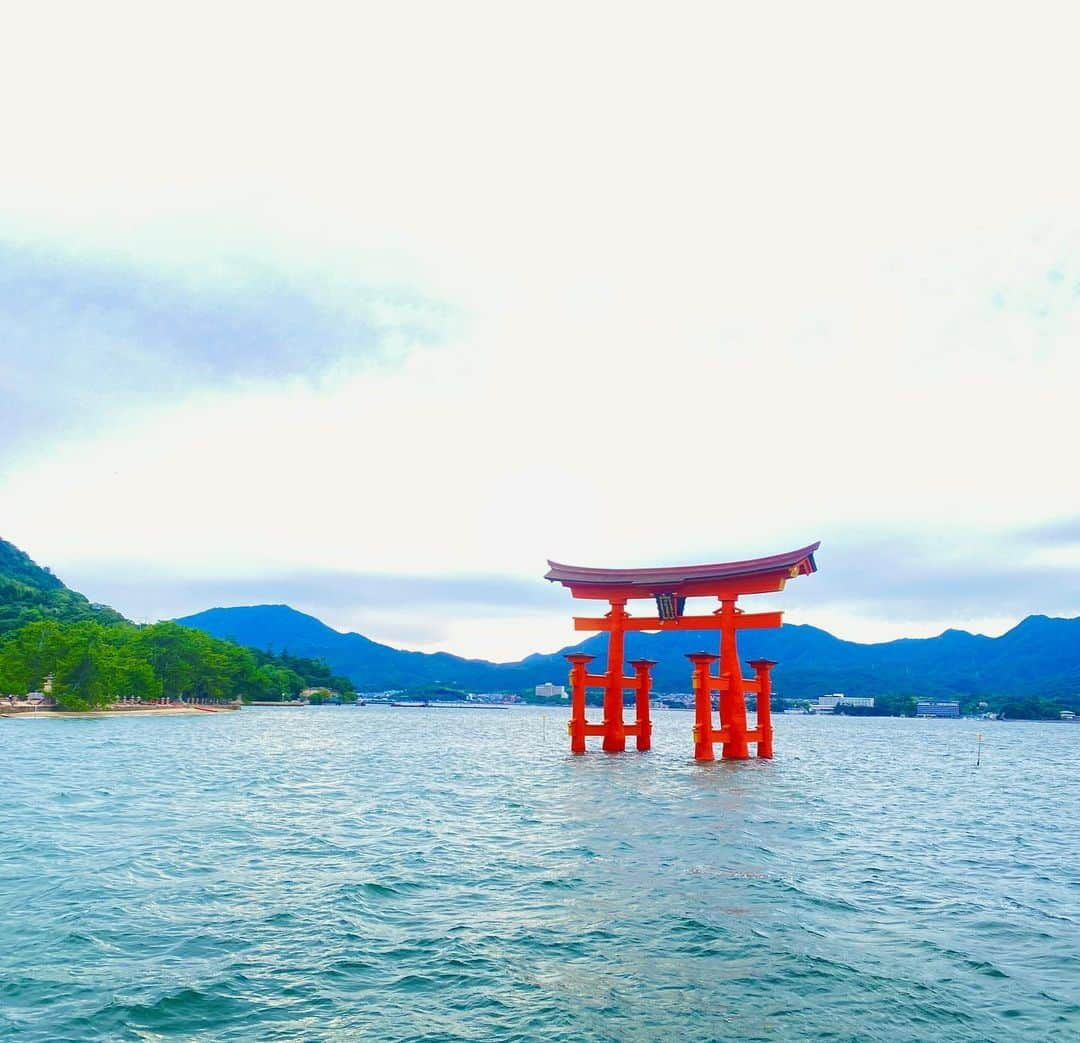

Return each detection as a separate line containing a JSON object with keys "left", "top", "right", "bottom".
{"left": 545, "top": 543, "right": 819, "bottom": 760}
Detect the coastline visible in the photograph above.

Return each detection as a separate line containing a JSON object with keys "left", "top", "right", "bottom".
{"left": 1, "top": 705, "right": 241, "bottom": 719}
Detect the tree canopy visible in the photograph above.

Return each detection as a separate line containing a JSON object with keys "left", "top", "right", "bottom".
{"left": 0, "top": 619, "right": 355, "bottom": 710}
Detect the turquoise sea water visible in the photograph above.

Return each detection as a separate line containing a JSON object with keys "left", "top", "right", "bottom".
{"left": 1, "top": 708, "right": 1077, "bottom": 1041}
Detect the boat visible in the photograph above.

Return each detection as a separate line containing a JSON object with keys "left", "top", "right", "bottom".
{"left": 390, "top": 700, "right": 430, "bottom": 708}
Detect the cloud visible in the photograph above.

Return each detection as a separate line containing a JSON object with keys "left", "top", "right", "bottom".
{"left": 3, "top": 3, "right": 1080, "bottom": 656}
{"left": 51, "top": 563, "right": 572, "bottom": 658}
{"left": 1020, "top": 517, "right": 1080, "bottom": 547}
{"left": 774, "top": 529, "right": 1080, "bottom": 629}
{"left": 62, "top": 566, "right": 564, "bottom": 620}
{"left": 54, "top": 527, "right": 1080, "bottom": 658}
{"left": 0, "top": 240, "right": 451, "bottom": 453}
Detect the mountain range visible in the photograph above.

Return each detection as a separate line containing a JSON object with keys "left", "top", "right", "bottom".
{"left": 3, "top": 535, "right": 1078, "bottom": 706}
{"left": 176, "top": 603, "right": 1080, "bottom": 703}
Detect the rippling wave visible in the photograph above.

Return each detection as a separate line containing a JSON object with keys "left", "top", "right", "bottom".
{"left": 1, "top": 709, "right": 1077, "bottom": 1040}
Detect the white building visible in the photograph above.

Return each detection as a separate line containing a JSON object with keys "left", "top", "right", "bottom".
{"left": 535, "top": 682, "right": 567, "bottom": 699}
{"left": 808, "top": 693, "right": 875, "bottom": 713}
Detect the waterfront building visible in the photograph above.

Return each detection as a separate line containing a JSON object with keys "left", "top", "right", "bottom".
{"left": 808, "top": 693, "right": 875, "bottom": 713}
{"left": 535, "top": 682, "right": 567, "bottom": 699}
{"left": 916, "top": 700, "right": 961, "bottom": 718}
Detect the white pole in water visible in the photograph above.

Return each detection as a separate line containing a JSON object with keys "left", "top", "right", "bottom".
{"left": 976, "top": 732, "right": 983, "bottom": 767}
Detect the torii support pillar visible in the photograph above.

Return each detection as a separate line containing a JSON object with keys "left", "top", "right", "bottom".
{"left": 688, "top": 652, "right": 718, "bottom": 762}
{"left": 602, "top": 600, "right": 628, "bottom": 752}
{"left": 566, "top": 653, "right": 593, "bottom": 754}
{"left": 629, "top": 658, "right": 656, "bottom": 752}
{"left": 749, "top": 658, "right": 776, "bottom": 759}
{"left": 717, "top": 600, "right": 750, "bottom": 759}
{"left": 564, "top": 649, "right": 655, "bottom": 754}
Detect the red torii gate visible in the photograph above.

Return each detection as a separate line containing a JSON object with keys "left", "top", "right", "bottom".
{"left": 545, "top": 543, "right": 819, "bottom": 760}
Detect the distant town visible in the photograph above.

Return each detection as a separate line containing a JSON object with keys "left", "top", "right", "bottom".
{"left": 8, "top": 670, "right": 1076, "bottom": 722}
{"left": 329, "top": 684, "right": 1078, "bottom": 721}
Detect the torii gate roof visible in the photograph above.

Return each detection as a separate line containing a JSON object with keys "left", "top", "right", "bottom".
{"left": 545, "top": 542, "right": 820, "bottom": 599}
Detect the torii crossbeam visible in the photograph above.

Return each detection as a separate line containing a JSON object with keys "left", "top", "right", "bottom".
{"left": 545, "top": 542, "right": 820, "bottom": 760}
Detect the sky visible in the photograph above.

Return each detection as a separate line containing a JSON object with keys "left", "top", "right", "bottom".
{"left": 3, "top": 2, "right": 1080, "bottom": 660}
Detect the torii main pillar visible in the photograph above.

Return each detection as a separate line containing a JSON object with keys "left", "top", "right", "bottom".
{"left": 546, "top": 543, "right": 819, "bottom": 760}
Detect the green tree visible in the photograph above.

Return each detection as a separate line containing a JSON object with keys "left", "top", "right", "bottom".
{"left": 0, "top": 620, "right": 72, "bottom": 694}
{"left": 54, "top": 634, "right": 123, "bottom": 709}
{"left": 0, "top": 613, "right": 349, "bottom": 709}
{"left": 252, "top": 664, "right": 305, "bottom": 701}
{"left": 136, "top": 622, "right": 198, "bottom": 698}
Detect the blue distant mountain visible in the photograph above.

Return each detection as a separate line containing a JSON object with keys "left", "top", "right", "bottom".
{"left": 175, "top": 603, "right": 1080, "bottom": 703}
{"left": 9, "top": 532, "right": 1073, "bottom": 710}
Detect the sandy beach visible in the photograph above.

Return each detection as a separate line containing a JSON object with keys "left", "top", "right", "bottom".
{"left": 1, "top": 705, "right": 240, "bottom": 719}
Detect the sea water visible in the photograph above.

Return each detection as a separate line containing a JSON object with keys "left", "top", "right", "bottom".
{"left": 0, "top": 709, "right": 1076, "bottom": 1041}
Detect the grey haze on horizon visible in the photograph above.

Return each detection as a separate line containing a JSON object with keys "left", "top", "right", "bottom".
{"left": 57, "top": 518, "right": 1080, "bottom": 656}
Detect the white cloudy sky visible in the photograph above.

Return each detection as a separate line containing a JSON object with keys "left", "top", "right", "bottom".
{"left": 3, "top": 2, "right": 1080, "bottom": 659}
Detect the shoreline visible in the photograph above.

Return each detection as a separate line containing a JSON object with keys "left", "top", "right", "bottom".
{"left": 1, "top": 706, "right": 240, "bottom": 719}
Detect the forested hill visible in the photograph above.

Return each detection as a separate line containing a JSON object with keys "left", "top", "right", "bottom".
{"left": 177, "top": 604, "right": 538, "bottom": 692}
{"left": 177, "top": 603, "right": 1080, "bottom": 709}
{"left": 0, "top": 537, "right": 126, "bottom": 635}
{"left": 0, "top": 538, "right": 355, "bottom": 708}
